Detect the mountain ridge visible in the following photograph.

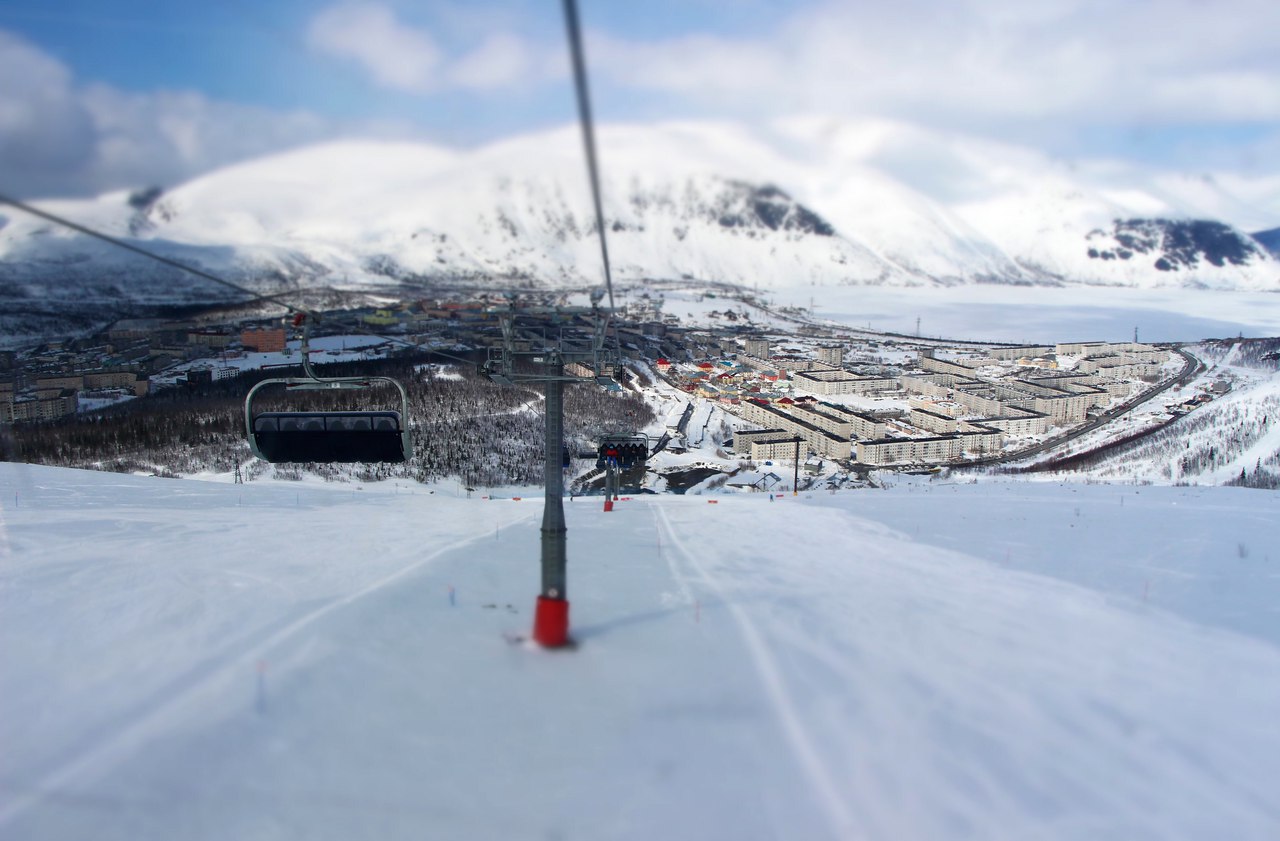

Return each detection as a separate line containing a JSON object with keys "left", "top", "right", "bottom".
{"left": 1, "top": 120, "right": 1276, "bottom": 342}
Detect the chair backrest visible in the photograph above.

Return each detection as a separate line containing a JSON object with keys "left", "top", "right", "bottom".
{"left": 250, "top": 412, "right": 405, "bottom": 463}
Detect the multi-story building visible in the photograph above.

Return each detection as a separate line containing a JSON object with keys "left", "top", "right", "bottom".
{"left": 188, "top": 331, "right": 235, "bottom": 350}
{"left": 734, "top": 428, "right": 789, "bottom": 452}
{"left": 751, "top": 438, "right": 804, "bottom": 462}
{"left": 816, "top": 345, "right": 844, "bottom": 366}
{"left": 4, "top": 390, "right": 77, "bottom": 423}
{"left": 82, "top": 371, "right": 137, "bottom": 389}
{"left": 899, "top": 373, "right": 954, "bottom": 400}
{"left": 977, "top": 409, "right": 1050, "bottom": 436}
{"left": 240, "top": 327, "right": 287, "bottom": 353}
{"left": 910, "top": 407, "right": 959, "bottom": 435}
{"left": 733, "top": 400, "right": 851, "bottom": 459}
{"left": 857, "top": 436, "right": 963, "bottom": 466}
{"left": 989, "top": 345, "right": 1054, "bottom": 361}
{"left": 813, "top": 403, "right": 887, "bottom": 439}
{"left": 792, "top": 369, "right": 897, "bottom": 395}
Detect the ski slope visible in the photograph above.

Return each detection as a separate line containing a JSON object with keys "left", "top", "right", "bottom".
{"left": 1, "top": 464, "right": 1278, "bottom": 840}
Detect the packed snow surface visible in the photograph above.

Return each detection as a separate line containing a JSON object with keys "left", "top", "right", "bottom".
{"left": 2, "top": 464, "right": 1278, "bottom": 840}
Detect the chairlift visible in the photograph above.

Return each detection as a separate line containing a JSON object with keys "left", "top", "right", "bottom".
{"left": 244, "top": 316, "right": 411, "bottom": 464}
{"left": 596, "top": 433, "right": 650, "bottom": 471}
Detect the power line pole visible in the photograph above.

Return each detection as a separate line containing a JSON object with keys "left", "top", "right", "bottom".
{"left": 793, "top": 436, "right": 801, "bottom": 496}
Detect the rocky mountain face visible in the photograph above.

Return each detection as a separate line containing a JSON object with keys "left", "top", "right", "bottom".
{"left": 1087, "top": 219, "right": 1268, "bottom": 275}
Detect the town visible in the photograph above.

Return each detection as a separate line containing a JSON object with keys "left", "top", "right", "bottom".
{"left": 1, "top": 287, "right": 1211, "bottom": 474}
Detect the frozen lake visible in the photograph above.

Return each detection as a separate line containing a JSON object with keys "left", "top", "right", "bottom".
{"left": 769, "top": 285, "right": 1280, "bottom": 343}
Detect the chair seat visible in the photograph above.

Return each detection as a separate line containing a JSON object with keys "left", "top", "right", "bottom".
{"left": 252, "top": 412, "right": 406, "bottom": 463}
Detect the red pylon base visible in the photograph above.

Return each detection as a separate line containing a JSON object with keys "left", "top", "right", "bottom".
{"left": 532, "top": 596, "right": 571, "bottom": 647}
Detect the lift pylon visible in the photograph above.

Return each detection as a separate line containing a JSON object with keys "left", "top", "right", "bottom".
{"left": 483, "top": 304, "right": 622, "bottom": 647}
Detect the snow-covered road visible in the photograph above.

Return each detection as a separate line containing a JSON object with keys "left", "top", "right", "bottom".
{"left": 2, "top": 464, "right": 1278, "bottom": 840}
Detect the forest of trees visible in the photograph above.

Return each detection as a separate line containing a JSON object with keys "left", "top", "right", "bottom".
{"left": 5, "top": 354, "right": 655, "bottom": 488}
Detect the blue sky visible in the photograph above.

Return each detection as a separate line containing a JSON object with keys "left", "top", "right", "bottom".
{"left": 1, "top": 0, "right": 1278, "bottom": 214}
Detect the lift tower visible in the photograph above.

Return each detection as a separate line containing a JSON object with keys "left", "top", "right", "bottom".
{"left": 483, "top": 303, "right": 621, "bottom": 647}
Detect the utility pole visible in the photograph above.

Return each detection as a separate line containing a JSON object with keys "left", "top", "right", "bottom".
{"left": 793, "top": 435, "right": 801, "bottom": 496}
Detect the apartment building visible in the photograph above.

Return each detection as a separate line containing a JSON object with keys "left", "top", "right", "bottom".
{"left": 734, "top": 428, "right": 788, "bottom": 451}
{"left": 751, "top": 438, "right": 804, "bottom": 461}
{"left": 816, "top": 345, "right": 844, "bottom": 366}
{"left": 1075, "top": 355, "right": 1163, "bottom": 379}
{"left": 785, "top": 403, "right": 853, "bottom": 437}
{"left": 792, "top": 369, "right": 897, "bottom": 395}
{"left": 919, "top": 355, "right": 998, "bottom": 376}
{"left": 240, "top": 327, "right": 287, "bottom": 353}
{"left": 989, "top": 345, "right": 1054, "bottom": 361}
{"left": 3, "top": 391, "right": 77, "bottom": 423}
{"left": 815, "top": 403, "right": 888, "bottom": 439}
{"left": 977, "top": 409, "right": 1050, "bottom": 436}
{"left": 899, "top": 373, "right": 955, "bottom": 400}
{"left": 1056, "top": 341, "right": 1111, "bottom": 356}
{"left": 910, "top": 407, "right": 959, "bottom": 435}
{"left": 734, "top": 400, "right": 851, "bottom": 459}
{"left": 956, "top": 421, "right": 1004, "bottom": 453}
{"left": 857, "top": 436, "right": 963, "bottom": 466}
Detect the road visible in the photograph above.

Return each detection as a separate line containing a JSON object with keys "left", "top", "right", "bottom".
{"left": 949, "top": 345, "right": 1204, "bottom": 471}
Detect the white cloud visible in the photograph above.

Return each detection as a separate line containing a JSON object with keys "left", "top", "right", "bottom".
{"left": 0, "top": 30, "right": 97, "bottom": 184}
{"left": 595, "top": 0, "right": 1280, "bottom": 128}
{"left": 306, "top": 3, "right": 556, "bottom": 95}
{"left": 449, "top": 33, "right": 541, "bottom": 91}
{"left": 307, "top": 3, "right": 444, "bottom": 94}
{"left": 81, "top": 86, "right": 338, "bottom": 190}
{"left": 0, "top": 29, "right": 389, "bottom": 198}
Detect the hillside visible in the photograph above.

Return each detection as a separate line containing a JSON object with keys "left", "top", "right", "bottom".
{"left": 2, "top": 120, "right": 1275, "bottom": 345}
{"left": 1253, "top": 226, "right": 1280, "bottom": 258}
{"left": 2, "top": 463, "right": 1278, "bottom": 840}
{"left": 1026, "top": 339, "right": 1280, "bottom": 486}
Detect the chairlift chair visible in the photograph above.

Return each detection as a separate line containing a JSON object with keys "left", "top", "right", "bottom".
{"left": 244, "top": 316, "right": 412, "bottom": 464}
{"left": 595, "top": 433, "right": 650, "bottom": 471}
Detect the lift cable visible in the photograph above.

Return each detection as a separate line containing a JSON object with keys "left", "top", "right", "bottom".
{"left": 561, "top": 0, "right": 615, "bottom": 312}
{"left": 0, "top": 191, "right": 487, "bottom": 371}
{"left": 0, "top": 192, "right": 266, "bottom": 304}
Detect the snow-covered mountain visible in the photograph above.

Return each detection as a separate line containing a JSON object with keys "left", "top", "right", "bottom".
{"left": 1, "top": 119, "right": 1276, "bottom": 329}
{"left": 1253, "top": 226, "right": 1280, "bottom": 258}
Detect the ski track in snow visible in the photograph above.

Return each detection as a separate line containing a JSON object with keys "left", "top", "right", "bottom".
{"left": 0, "top": 495, "right": 537, "bottom": 829}
{"left": 653, "top": 503, "right": 858, "bottom": 840}
{"left": 4, "top": 465, "right": 1280, "bottom": 840}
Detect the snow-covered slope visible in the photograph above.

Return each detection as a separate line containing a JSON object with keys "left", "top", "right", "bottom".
{"left": 780, "top": 117, "right": 1279, "bottom": 290}
{"left": 1, "top": 119, "right": 1276, "bottom": 320}
{"left": 1048, "top": 341, "right": 1280, "bottom": 485}
{"left": 2, "top": 464, "right": 1279, "bottom": 840}
{"left": 1253, "top": 226, "right": 1280, "bottom": 258}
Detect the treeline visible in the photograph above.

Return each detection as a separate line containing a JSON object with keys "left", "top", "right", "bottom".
{"left": 6, "top": 354, "right": 655, "bottom": 487}
{"left": 1199, "top": 338, "right": 1280, "bottom": 371}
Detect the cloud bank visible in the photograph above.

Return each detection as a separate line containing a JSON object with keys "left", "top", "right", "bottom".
{"left": 2, "top": 0, "right": 1277, "bottom": 227}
